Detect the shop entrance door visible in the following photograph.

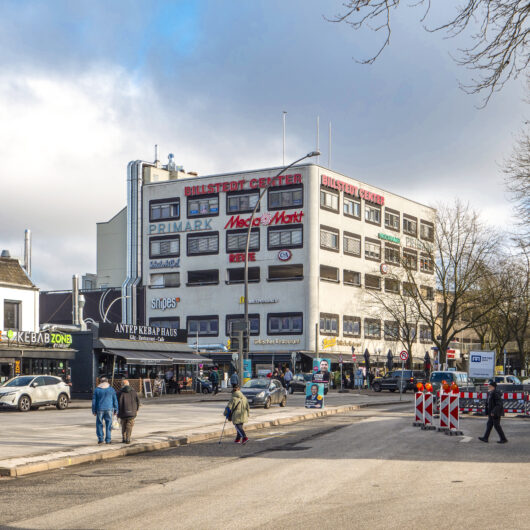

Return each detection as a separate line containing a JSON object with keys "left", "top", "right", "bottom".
{"left": 0, "top": 362, "right": 12, "bottom": 383}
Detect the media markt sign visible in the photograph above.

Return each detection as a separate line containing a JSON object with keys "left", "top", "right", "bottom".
{"left": 0, "top": 329, "right": 72, "bottom": 348}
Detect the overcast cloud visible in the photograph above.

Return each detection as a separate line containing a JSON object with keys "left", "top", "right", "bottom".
{"left": 0, "top": 0, "right": 526, "bottom": 290}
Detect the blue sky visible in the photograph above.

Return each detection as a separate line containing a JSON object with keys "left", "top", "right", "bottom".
{"left": 0, "top": 0, "right": 526, "bottom": 289}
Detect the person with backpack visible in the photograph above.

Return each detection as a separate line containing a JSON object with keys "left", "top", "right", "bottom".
{"left": 227, "top": 384, "right": 250, "bottom": 444}
{"left": 117, "top": 379, "right": 140, "bottom": 444}
{"left": 209, "top": 367, "right": 219, "bottom": 395}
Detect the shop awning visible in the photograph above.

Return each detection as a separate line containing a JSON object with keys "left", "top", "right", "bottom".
{"left": 299, "top": 352, "right": 355, "bottom": 364}
{"left": 105, "top": 349, "right": 173, "bottom": 366}
{"left": 0, "top": 347, "right": 76, "bottom": 360}
{"left": 97, "top": 338, "right": 196, "bottom": 353}
{"left": 163, "top": 352, "right": 213, "bottom": 365}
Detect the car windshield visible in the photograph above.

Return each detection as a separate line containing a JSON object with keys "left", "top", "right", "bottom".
{"left": 430, "top": 372, "right": 453, "bottom": 383}
{"left": 243, "top": 379, "right": 269, "bottom": 389}
{"left": 303, "top": 374, "right": 313, "bottom": 381}
{"left": 3, "top": 376, "right": 34, "bottom": 387}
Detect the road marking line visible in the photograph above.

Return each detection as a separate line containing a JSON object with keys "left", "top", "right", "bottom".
{"left": 460, "top": 436, "right": 472, "bottom": 443}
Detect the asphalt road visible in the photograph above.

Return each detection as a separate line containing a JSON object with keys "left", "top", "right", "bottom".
{"left": 2, "top": 404, "right": 529, "bottom": 530}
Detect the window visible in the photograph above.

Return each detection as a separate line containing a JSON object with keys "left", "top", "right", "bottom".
{"left": 365, "top": 205, "right": 381, "bottom": 225}
{"left": 320, "top": 313, "right": 339, "bottom": 335}
{"left": 420, "top": 325, "right": 433, "bottom": 343}
{"left": 269, "top": 185, "right": 303, "bottom": 210}
{"left": 268, "top": 313, "right": 303, "bottom": 334}
{"left": 403, "top": 249, "right": 418, "bottom": 270}
{"left": 320, "top": 226, "right": 339, "bottom": 251}
{"left": 344, "top": 269, "right": 361, "bottom": 286}
{"left": 268, "top": 225, "right": 303, "bottom": 249}
{"left": 344, "top": 316, "right": 361, "bottom": 337}
{"left": 320, "top": 189, "right": 339, "bottom": 212}
{"left": 365, "top": 238, "right": 381, "bottom": 261}
{"left": 187, "top": 316, "right": 219, "bottom": 337}
{"left": 385, "top": 278, "right": 400, "bottom": 294}
{"left": 404, "top": 325, "right": 417, "bottom": 342}
{"left": 384, "top": 208, "right": 400, "bottom": 231}
{"left": 226, "top": 267, "right": 260, "bottom": 284}
{"left": 150, "top": 272, "right": 180, "bottom": 288}
{"left": 187, "top": 269, "right": 219, "bottom": 286}
{"left": 343, "top": 232, "right": 361, "bottom": 257}
{"left": 4, "top": 301, "right": 20, "bottom": 330}
{"left": 150, "top": 235, "right": 180, "bottom": 258}
{"left": 384, "top": 321, "right": 399, "bottom": 341}
{"left": 226, "top": 228, "right": 260, "bottom": 252}
{"left": 268, "top": 264, "right": 303, "bottom": 281}
{"left": 150, "top": 198, "right": 180, "bottom": 221}
{"left": 420, "top": 254, "right": 434, "bottom": 274}
{"left": 384, "top": 243, "right": 400, "bottom": 266}
{"left": 421, "top": 285, "right": 434, "bottom": 300}
{"left": 364, "top": 318, "right": 381, "bottom": 339}
{"left": 227, "top": 190, "right": 259, "bottom": 214}
{"left": 420, "top": 220, "right": 434, "bottom": 241}
{"left": 150, "top": 317, "right": 180, "bottom": 330}
{"left": 403, "top": 214, "right": 417, "bottom": 236}
{"left": 187, "top": 232, "right": 219, "bottom": 256}
{"left": 187, "top": 194, "right": 219, "bottom": 217}
{"left": 320, "top": 265, "right": 339, "bottom": 282}
{"left": 365, "top": 274, "right": 381, "bottom": 290}
{"left": 226, "top": 314, "right": 260, "bottom": 336}
{"left": 403, "top": 282, "right": 417, "bottom": 297}
{"left": 344, "top": 197, "right": 361, "bottom": 218}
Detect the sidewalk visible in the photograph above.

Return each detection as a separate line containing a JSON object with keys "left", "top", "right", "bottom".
{"left": 0, "top": 393, "right": 410, "bottom": 477}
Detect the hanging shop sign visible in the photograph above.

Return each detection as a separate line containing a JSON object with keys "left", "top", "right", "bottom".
{"left": 150, "top": 258, "right": 180, "bottom": 269}
{"left": 229, "top": 252, "right": 256, "bottom": 263}
{"left": 0, "top": 329, "right": 72, "bottom": 348}
{"left": 278, "top": 250, "right": 292, "bottom": 261}
{"left": 148, "top": 218, "right": 213, "bottom": 235}
{"left": 380, "top": 263, "right": 389, "bottom": 274}
{"left": 254, "top": 338, "right": 301, "bottom": 345}
{"left": 224, "top": 210, "right": 303, "bottom": 229}
{"left": 184, "top": 174, "right": 302, "bottom": 197}
{"left": 321, "top": 175, "right": 385, "bottom": 205}
{"left": 151, "top": 297, "right": 180, "bottom": 311}
{"left": 378, "top": 233, "right": 400, "bottom": 244}
{"left": 99, "top": 323, "right": 187, "bottom": 342}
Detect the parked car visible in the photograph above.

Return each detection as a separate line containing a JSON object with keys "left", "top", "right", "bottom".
{"left": 494, "top": 375, "right": 521, "bottom": 385}
{"left": 241, "top": 378, "right": 287, "bottom": 408}
{"left": 372, "top": 370, "right": 426, "bottom": 393}
{"left": 288, "top": 373, "right": 313, "bottom": 394}
{"left": 196, "top": 378, "right": 213, "bottom": 394}
{"left": 429, "top": 371, "right": 471, "bottom": 393}
{"left": 0, "top": 375, "right": 71, "bottom": 412}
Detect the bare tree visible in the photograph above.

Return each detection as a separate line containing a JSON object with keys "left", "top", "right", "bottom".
{"left": 326, "top": 1, "right": 530, "bottom": 103}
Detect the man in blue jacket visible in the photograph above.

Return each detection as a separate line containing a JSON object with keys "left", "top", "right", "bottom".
{"left": 92, "top": 376, "right": 119, "bottom": 444}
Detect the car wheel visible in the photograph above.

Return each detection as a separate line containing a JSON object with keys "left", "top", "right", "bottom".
{"left": 373, "top": 383, "right": 381, "bottom": 392}
{"left": 56, "top": 393, "right": 69, "bottom": 410}
{"left": 389, "top": 389, "right": 396, "bottom": 392}
{"left": 18, "top": 395, "right": 31, "bottom": 412}
{"left": 280, "top": 396, "right": 287, "bottom": 407}
{"left": 264, "top": 397, "right": 271, "bottom": 409}
{"left": 202, "top": 387, "right": 209, "bottom": 394}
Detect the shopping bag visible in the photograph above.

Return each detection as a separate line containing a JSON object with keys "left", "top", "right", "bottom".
{"left": 111, "top": 414, "right": 120, "bottom": 430}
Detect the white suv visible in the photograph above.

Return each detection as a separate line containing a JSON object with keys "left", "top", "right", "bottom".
{"left": 0, "top": 375, "right": 71, "bottom": 412}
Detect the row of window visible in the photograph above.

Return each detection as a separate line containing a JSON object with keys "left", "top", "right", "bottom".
{"left": 320, "top": 188, "right": 434, "bottom": 240}
{"left": 319, "top": 313, "right": 433, "bottom": 342}
{"left": 149, "top": 186, "right": 303, "bottom": 222}
{"left": 149, "top": 313, "right": 303, "bottom": 336}
{"left": 150, "top": 225, "right": 303, "bottom": 259}
{"left": 150, "top": 264, "right": 304, "bottom": 287}
{"left": 319, "top": 226, "right": 434, "bottom": 272}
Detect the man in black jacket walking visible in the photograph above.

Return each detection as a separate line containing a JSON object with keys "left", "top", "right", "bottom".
{"left": 118, "top": 379, "right": 140, "bottom": 444}
{"left": 479, "top": 380, "right": 508, "bottom": 444}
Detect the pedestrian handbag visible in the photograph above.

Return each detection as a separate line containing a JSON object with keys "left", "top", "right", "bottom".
{"left": 111, "top": 414, "right": 120, "bottom": 430}
{"left": 223, "top": 400, "right": 240, "bottom": 421}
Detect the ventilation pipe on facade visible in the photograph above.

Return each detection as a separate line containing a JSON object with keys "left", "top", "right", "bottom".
{"left": 24, "top": 229, "right": 31, "bottom": 277}
{"left": 72, "top": 274, "right": 80, "bottom": 326}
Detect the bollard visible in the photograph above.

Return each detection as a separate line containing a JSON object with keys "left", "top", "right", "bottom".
{"left": 446, "top": 392, "right": 463, "bottom": 435}
{"left": 438, "top": 391, "right": 450, "bottom": 431}
{"left": 413, "top": 391, "right": 424, "bottom": 426}
{"left": 422, "top": 392, "right": 436, "bottom": 430}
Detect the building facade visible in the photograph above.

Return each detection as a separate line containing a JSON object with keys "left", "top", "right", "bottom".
{"left": 99, "top": 158, "right": 436, "bottom": 369}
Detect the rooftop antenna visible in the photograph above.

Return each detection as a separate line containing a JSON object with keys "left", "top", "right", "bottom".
{"left": 316, "top": 116, "right": 320, "bottom": 165}
{"left": 328, "top": 121, "right": 332, "bottom": 168}
{"left": 282, "top": 111, "right": 287, "bottom": 165}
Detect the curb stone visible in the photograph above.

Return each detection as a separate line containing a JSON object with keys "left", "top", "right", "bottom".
{"left": 0, "top": 400, "right": 408, "bottom": 478}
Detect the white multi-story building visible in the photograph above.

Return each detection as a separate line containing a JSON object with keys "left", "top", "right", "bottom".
{"left": 99, "top": 156, "right": 436, "bottom": 369}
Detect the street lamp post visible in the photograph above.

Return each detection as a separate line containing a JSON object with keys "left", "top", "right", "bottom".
{"left": 241, "top": 151, "right": 320, "bottom": 381}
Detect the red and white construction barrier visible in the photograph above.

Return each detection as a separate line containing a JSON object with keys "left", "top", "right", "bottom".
{"left": 446, "top": 393, "right": 463, "bottom": 436}
{"left": 438, "top": 391, "right": 450, "bottom": 431}
{"left": 459, "top": 392, "right": 487, "bottom": 413}
{"left": 422, "top": 392, "right": 435, "bottom": 430}
{"left": 502, "top": 392, "right": 526, "bottom": 414}
{"left": 413, "top": 391, "right": 424, "bottom": 427}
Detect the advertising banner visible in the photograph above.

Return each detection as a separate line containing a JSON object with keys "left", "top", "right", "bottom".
{"left": 243, "top": 359, "right": 252, "bottom": 384}
{"left": 312, "top": 358, "right": 331, "bottom": 390}
{"left": 305, "top": 382, "right": 324, "bottom": 409}
{"left": 468, "top": 351, "right": 496, "bottom": 379}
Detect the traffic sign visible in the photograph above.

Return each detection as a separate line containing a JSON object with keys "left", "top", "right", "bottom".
{"left": 399, "top": 350, "right": 409, "bottom": 361}
{"left": 338, "top": 355, "right": 343, "bottom": 364}
{"left": 352, "top": 354, "right": 357, "bottom": 362}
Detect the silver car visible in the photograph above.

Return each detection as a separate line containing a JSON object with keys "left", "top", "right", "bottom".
{"left": 241, "top": 378, "right": 287, "bottom": 409}
{"left": 0, "top": 375, "right": 71, "bottom": 412}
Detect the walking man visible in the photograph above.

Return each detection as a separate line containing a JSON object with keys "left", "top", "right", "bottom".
{"left": 230, "top": 371, "right": 239, "bottom": 387}
{"left": 283, "top": 367, "right": 293, "bottom": 393}
{"left": 479, "top": 380, "right": 508, "bottom": 444}
{"left": 117, "top": 379, "right": 140, "bottom": 444}
{"left": 228, "top": 384, "right": 250, "bottom": 444}
{"left": 209, "top": 367, "right": 219, "bottom": 395}
{"left": 92, "top": 377, "right": 118, "bottom": 445}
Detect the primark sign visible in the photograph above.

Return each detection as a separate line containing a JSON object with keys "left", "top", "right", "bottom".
{"left": 148, "top": 218, "right": 212, "bottom": 236}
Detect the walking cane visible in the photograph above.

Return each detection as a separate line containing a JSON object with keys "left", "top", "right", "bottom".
{"left": 219, "top": 416, "right": 228, "bottom": 445}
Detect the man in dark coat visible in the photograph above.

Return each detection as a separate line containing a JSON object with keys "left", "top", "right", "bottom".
{"left": 479, "top": 380, "right": 508, "bottom": 444}
{"left": 117, "top": 379, "right": 140, "bottom": 444}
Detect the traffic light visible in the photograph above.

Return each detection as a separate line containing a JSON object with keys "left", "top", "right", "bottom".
{"left": 229, "top": 320, "right": 249, "bottom": 353}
